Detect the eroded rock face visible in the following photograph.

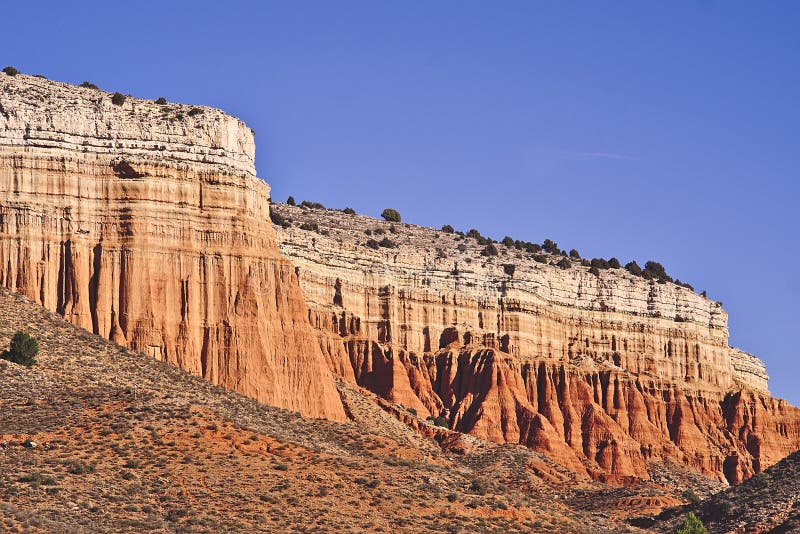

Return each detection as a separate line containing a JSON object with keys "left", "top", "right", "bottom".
{"left": 0, "top": 74, "right": 345, "bottom": 421}
{"left": 272, "top": 204, "right": 800, "bottom": 482}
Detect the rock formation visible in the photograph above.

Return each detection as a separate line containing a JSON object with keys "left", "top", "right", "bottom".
{"left": 1, "top": 71, "right": 796, "bottom": 489}
{"left": 0, "top": 73, "right": 345, "bottom": 420}
{"left": 272, "top": 204, "right": 800, "bottom": 483}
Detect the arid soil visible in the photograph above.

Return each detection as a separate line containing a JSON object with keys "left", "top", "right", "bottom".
{"left": 0, "top": 288, "right": 665, "bottom": 533}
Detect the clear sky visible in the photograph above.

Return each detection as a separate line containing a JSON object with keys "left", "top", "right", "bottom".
{"left": 3, "top": 1, "right": 798, "bottom": 403}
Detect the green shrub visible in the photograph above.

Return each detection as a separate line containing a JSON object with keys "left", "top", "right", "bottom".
{"left": 625, "top": 261, "right": 643, "bottom": 276}
{"left": 111, "top": 92, "right": 126, "bottom": 106}
{"left": 1, "top": 331, "right": 39, "bottom": 367}
{"left": 467, "top": 229, "right": 483, "bottom": 240}
{"left": 501, "top": 236, "right": 514, "bottom": 247}
{"left": 643, "top": 260, "right": 672, "bottom": 282}
{"left": 2, "top": 66, "right": 19, "bottom": 76}
{"left": 502, "top": 263, "right": 516, "bottom": 276}
{"left": 188, "top": 107, "right": 203, "bottom": 117}
{"left": 155, "top": 97, "right": 167, "bottom": 105}
{"left": 542, "top": 239, "right": 559, "bottom": 254}
{"left": 343, "top": 207, "right": 356, "bottom": 214}
{"left": 590, "top": 258, "right": 610, "bottom": 270}
{"left": 533, "top": 254, "right": 548, "bottom": 264}
{"left": 469, "top": 478, "right": 489, "bottom": 495}
{"left": 441, "top": 224, "right": 454, "bottom": 233}
{"left": 379, "top": 237, "right": 397, "bottom": 248}
{"left": 300, "top": 200, "right": 325, "bottom": 209}
{"left": 608, "top": 257, "right": 621, "bottom": 268}
{"left": 481, "top": 243, "right": 499, "bottom": 256}
{"left": 427, "top": 415, "right": 449, "bottom": 427}
{"left": 569, "top": 249, "right": 580, "bottom": 259}
{"left": 682, "top": 488, "right": 701, "bottom": 503}
{"left": 676, "top": 512, "right": 707, "bottom": 534}
{"left": 381, "top": 208, "right": 401, "bottom": 222}
{"left": 287, "top": 196, "right": 296, "bottom": 206}
{"left": 269, "top": 210, "right": 290, "bottom": 228}
{"left": 589, "top": 266, "right": 600, "bottom": 276}
{"left": 457, "top": 243, "right": 467, "bottom": 252}
{"left": 79, "top": 81, "right": 99, "bottom": 89}
{"left": 556, "top": 258, "right": 572, "bottom": 269}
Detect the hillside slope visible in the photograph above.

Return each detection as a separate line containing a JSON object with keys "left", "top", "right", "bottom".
{"left": 0, "top": 288, "right": 658, "bottom": 533}
{"left": 647, "top": 449, "right": 800, "bottom": 533}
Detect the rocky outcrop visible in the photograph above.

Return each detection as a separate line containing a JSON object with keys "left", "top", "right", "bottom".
{"left": 272, "top": 203, "right": 800, "bottom": 483}
{"left": 0, "top": 74, "right": 345, "bottom": 420}
{"left": 729, "top": 348, "right": 769, "bottom": 392}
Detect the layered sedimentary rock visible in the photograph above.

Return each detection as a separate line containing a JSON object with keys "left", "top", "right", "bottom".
{"left": 0, "top": 74, "right": 345, "bottom": 420}
{"left": 272, "top": 204, "right": 800, "bottom": 483}
{"left": 729, "top": 348, "right": 769, "bottom": 392}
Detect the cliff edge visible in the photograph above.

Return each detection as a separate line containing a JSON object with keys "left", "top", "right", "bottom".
{"left": 0, "top": 73, "right": 345, "bottom": 420}
{"left": 272, "top": 203, "right": 798, "bottom": 484}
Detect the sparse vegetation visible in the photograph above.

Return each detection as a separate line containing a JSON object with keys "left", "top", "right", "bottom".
{"left": 287, "top": 196, "right": 296, "bottom": 206}
{"left": 441, "top": 225, "right": 454, "bottom": 233}
{"left": 79, "top": 81, "right": 99, "bottom": 90}
{"left": 502, "top": 264, "right": 516, "bottom": 276}
{"left": 682, "top": 488, "right": 701, "bottom": 503}
{"left": 343, "top": 207, "right": 356, "bottom": 215}
{"left": 111, "top": 92, "right": 126, "bottom": 106}
{"left": 300, "top": 200, "right": 325, "bottom": 210}
{"left": 269, "top": 210, "right": 290, "bottom": 228}
{"left": 2, "top": 66, "right": 19, "bottom": 76}
{"left": 188, "top": 107, "right": 203, "bottom": 117}
{"left": 556, "top": 258, "right": 572, "bottom": 269}
{"left": 156, "top": 97, "right": 167, "bottom": 105}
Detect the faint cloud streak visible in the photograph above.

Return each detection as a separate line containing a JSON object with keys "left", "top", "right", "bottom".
{"left": 562, "top": 151, "right": 639, "bottom": 161}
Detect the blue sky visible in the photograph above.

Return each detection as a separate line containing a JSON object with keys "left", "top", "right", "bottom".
{"left": 3, "top": 1, "right": 799, "bottom": 403}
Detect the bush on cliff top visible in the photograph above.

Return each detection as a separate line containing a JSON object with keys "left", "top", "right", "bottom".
{"left": 2, "top": 66, "right": 19, "bottom": 76}
{"left": 111, "top": 92, "right": 126, "bottom": 106}
{"left": 481, "top": 243, "right": 499, "bottom": 256}
{"left": 381, "top": 208, "right": 401, "bottom": 222}
{"left": 1, "top": 331, "right": 39, "bottom": 367}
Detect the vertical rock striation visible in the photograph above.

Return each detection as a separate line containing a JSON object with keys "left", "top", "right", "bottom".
{"left": 0, "top": 74, "right": 345, "bottom": 420}
{"left": 272, "top": 204, "right": 800, "bottom": 483}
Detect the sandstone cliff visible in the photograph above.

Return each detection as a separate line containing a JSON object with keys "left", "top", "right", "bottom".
{"left": 272, "top": 203, "right": 799, "bottom": 483}
{"left": 0, "top": 73, "right": 345, "bottom": 420}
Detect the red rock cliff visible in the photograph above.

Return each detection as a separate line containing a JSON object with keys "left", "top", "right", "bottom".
{"left": 0, "top": 74, "right": 345, "bottom": 421}
{"left": 272, "top": 203, "right": 800, "bottom": 483}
